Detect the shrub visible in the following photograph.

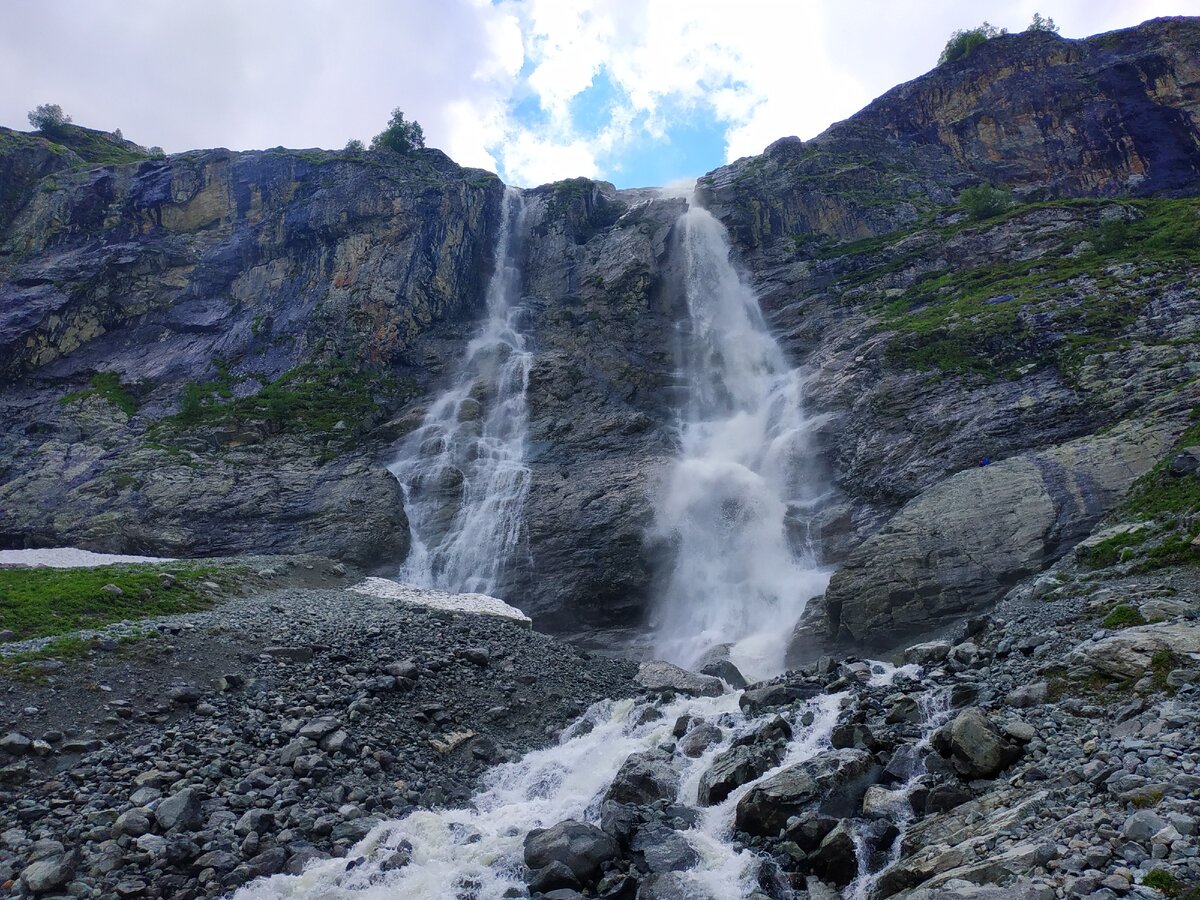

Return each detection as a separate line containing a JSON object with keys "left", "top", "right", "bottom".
{"left": 1142, "top": 869, "right": 1178, "bottom": 894}
{"left": 1027, "top": 13, "right": 1059, "bottom": 34}
{"left": 344, "top": 138, "right": 365, "bottom": 153}
{"left": 959, "top": 182, "right": 1013, "bottom": 220}
{"left": 939, "top": 22, "right": 1005, "bottom": 65}
{"left": 370, "top": 109, "right": 425, "bottom": 155}
{"left": 27, "top": 103, "right": 72, "bottom": 134}
{"left": 1102, "top": 604, "right": 1147, "bottom": 629}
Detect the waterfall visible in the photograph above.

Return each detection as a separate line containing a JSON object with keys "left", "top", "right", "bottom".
{"left": 387, "top": 187, "right": 531, "bottom": 597}
{"left": 651, "top": 196, "right": 832, "bottom": 682}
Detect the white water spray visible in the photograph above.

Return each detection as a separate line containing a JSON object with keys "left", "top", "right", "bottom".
{"left": 388, "top": 188, "right": 532, "bottom": 596}
{"left": 652, "top": 196, "right": 832, "bottom": 681}
{"left": 234, "top": 689, "right": 848, "bottom": 900}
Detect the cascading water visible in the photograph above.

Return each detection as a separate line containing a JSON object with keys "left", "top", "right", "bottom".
{"left": 388, "top": 188, "right": 532, "bottom": 597}
{"left": 846, "top": 682, "right": 951, "bottom": 900}
{"left": 233, "top": 688, "right": 849, "bottom": 900}
{"left": 652, "top": 194, "right": 832, "bottom": 682}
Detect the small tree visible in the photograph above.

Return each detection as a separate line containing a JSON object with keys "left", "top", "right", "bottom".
{"left": 939, "top": 22, "right": 1006, "bottom": 65}
{"left": 344, "top": 138, "right": 365, "bottom": 153}
{"left": 959, "top": 182, "right": 1013, "bottom": 220}
{"left": 370, "top": 109, "right": 425, "bottom": 155}
{"left": 1026, "top": 13, "right": 1059, "bottom": 34}
{"left": 27, "top": 103, "right": 72, "bottom": 134}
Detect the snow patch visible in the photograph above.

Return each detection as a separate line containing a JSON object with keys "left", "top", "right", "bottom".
{"left": 349, "top": 577, "right": 531, "bottom": 625}
{"left": 0, "top": 548, "right": 176, "bottom": 568}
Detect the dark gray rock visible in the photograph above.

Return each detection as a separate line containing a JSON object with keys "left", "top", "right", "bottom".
{"left": 932, "top": 708, "right": 1023, "bottom": 780}
{"left": 524, "top": 820, "right": 619, "bottom": 886}
{"left": 631, "top": 823, "right": 698, "bottom": 873}
{"left": 735, "top": 749, "right": 876, "bottom": 837}
{"left": 697, "top": 742, "right": 785, "bottom": 806}
{"left": 605, "top": 752, "right": 681, "bottom": 807}
{"left": 154, "top": 788, "right": 203, "bottom": 832}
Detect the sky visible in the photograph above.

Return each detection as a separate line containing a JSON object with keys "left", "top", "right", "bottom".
{"left": 0, "top": 0, "right": 1189, "bottom": 189}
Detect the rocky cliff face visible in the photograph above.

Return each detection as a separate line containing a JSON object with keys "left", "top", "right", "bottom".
{"left": 0, "top": 136, "right": 505, "bottom": 564}
{"left": 1, "top": 18, "right": 1198, "bottom": 652}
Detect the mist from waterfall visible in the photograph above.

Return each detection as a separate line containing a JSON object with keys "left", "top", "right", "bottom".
{"left": 651, "top": 195, "right": 832, "bottom": 681}
{"left": 387, "top": 187, "right": 531, "bottom": 597}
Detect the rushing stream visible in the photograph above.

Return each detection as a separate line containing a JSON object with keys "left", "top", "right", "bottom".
{"left": 236, "top": 663, "right": 944, "bottom": 900}
{"left": 387, "top": 187, "right": 532, "bottom": 597}
{"left": 651, "top": 196, "right": 832, "bottom": 682}
{"left": 235, "top": 686, "right": 851, "bottom": 900}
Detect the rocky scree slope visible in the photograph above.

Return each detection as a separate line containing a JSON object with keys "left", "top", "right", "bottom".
{"left": 0, "top": 573, "right": 639, "bottom": 898}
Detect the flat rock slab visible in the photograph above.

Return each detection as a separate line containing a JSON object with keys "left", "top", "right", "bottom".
{"left": 635, "top": 660, "right": 726, "bottom": 697}
{"left": 349, "top": 578, "right": 532, "bottom": 625}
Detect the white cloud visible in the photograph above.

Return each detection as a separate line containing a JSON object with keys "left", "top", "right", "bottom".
{"left": 0, "top": 0, "right": 1188, "bottom": 187}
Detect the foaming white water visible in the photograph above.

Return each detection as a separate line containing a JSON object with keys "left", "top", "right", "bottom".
{"left": 234, "top": 689, "right": 848, "bottom": 900}
{"left": 388, "top": 188, "right": 531, "bottom": 597}
{"left": 652, "top": 199, "right": 832, "bottom": 681}
{"left": 847, "top": 681, "right": 951, "bottom": 900}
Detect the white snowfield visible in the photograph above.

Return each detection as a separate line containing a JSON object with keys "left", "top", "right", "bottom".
{"left": 349, "top": 577, "right": 532, "bottom": 625}
{"left": 0, "top": 548, "right": 176, "bottom": 568}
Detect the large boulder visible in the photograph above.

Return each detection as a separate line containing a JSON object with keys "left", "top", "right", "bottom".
{"left": 635, "top": 661, "right": 725, "bottom": 697}
{"left": 524, "top": 820, "right": 619, "bottom": 887}
{"left": 822, "top": 420, "right": 1172, "bottom": 646}
{"left": 735, "top": 749, "right": 876, "bottom": 837}
{"left": 1069, "top": 622, "right": 1200, "bottom": 680}
{"left": 604, "top": 751, "right": 681, "bottom": 806}
{"left": 697, "top": 742, "right": 785, "bottom": 806}
{"left": 932, "top": 708, "right": 1022, "bottom": 779}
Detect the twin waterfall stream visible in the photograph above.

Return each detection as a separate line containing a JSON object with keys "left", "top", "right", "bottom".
{"left": 238, "top": 189, "right": 939, "bottom": 899}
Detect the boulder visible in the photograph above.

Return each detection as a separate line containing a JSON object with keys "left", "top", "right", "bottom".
{"left": 1004, "top": 682, "right": 1047, "bottom": 709}
{"left": 635, "top": 661, "right": 725, "bottom": 697}
{"left": 809, "top": 820, "right": 859, "bottom": 886}
{"left": 831, "top": 723, "right": 879, "bottom": 752}
{"left": 524, "top": 820, "right": 619, "bottom": 886}
{"left": 630, "top": 823, "right": 698, "bottom": 873}
{"left": 699, "top": 659, "right": 748, "bottom": 689}
{"left": 20, "top": 854, "right": 73, "bottom": 893}
{"left": 932, "top": 708, "right": 1021, "bottom": 779}
{"left": 697, "top": 742, "right": 785, "bottom": 806}
{"left": 1069, "top": 622, "right": 1200, "bottom": 680}
{"left": 605, "top": 752, "right": 680, "bottom": 806}
{"left": 735, "top": 749, "right": 876, "bottom": 837}
{"left": 739, "top": 683, "right": 819, "bottom": 713}
{"left": 154, "top": 788, "right": 203, "bottom": 832}
{"left": 822, "top": 420, "right": 1172, "bottom": 645}
{"left": 903, "top": 641, "right": 951, "bottom": 665}
{"left": 677, "top": 723, "right": 723, "bottom": 758}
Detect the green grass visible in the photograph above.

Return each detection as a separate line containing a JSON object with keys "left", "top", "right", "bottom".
{"left": 1102, "top": 604, "right": 1147, "bottom": 629}
{"left": 0, "top": 632, "right": 157, "bottom": 683}
{"left": 1124, "top": 415, "right": 1200, "bottom": 520}
{"left": 1079, "top": 526, "right": 1153, "bottom": 568}
{"left": 165, "top": 361, "right": 404, "bottom": 445}
{"left": 0, "top": 563, "right": 244, "bottom": 640}
{"left": 1141, "top": 868, "right": 1200, "bottom": 898}
{"left": 861, "top": 197, "right": 1200, "bottom": 379}
{"left": 45, "top": 124, "right": 149, "bottom": 166}
{"left": 60, "top": 371, "right": 139, "bottom": 416}
{"left": 1151, "top": 650, "right": 1179, "bottom": 693}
